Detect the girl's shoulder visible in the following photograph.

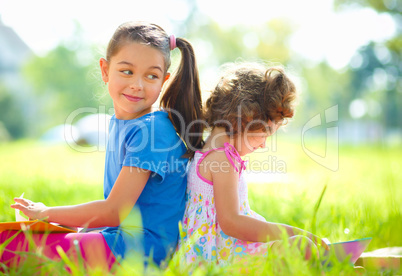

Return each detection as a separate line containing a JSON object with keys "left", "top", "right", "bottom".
{"left": 138, "top": 110, "right": 169, "bottom": 124}
{"left": 111, "top": 111, "right": 181, "bottom": 145}
{"left": 198, "top": 143, "right": 246, "bottom": 173}
{"left": 147, "top": 111, "right": 178, "bottom": 131}
{"left": 114, "top": 111, "right": 172, "bottom": 131}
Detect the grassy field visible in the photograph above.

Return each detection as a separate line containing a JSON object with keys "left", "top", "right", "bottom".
{"left": 0, "top": 138, "right": 401, "bottom": 275}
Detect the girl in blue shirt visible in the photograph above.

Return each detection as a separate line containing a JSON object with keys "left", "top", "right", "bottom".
{"left": 4, "top": 21, "right": 204, "bottom": 269}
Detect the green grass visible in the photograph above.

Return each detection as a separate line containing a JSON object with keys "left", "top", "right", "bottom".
{"left": 246, "top": 135, "right": 402, "bottom": 251}
{"left": 0, "top": 139, "right": 401, "bottom": 275}
{"left": 0, "top": 140, "right": 105, "bottom": 217}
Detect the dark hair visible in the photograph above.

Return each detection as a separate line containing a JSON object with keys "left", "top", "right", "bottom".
{"left": 204, "top": 62, "right": 297, "bottom": 135}
{"left": 106, "top": 21, "right": 204, "bottom": 158}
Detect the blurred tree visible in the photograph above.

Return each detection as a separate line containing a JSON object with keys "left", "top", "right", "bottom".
{"left": 173, "top": 3, "right": 347, "bottom": 128}
{"left": 348, "top": 42, "right": 401, "bottom": 127}
{"left": 335, "top": 0, "right": 402, "bottom": 15}
{"left": 0, "top": 83, "right": 25, "bottom": 139}
{"left": 295, "top": 62, "right": 352, "bottom": 124}
{"left": 22, "top": 24, "right": 111, "bottom": 133}
{"left": 171, "top": 3, "right": 294, "bottom": 70}
{"left": 186, "top": 19, "right": 294, "bottom": 68}
{"left": 23, "top": 45, "right": 108, "bottom": 131}
{"left": 175, "top": 0, "right": 401, "bottom": 134}
{"left": 334, "top": 0, "right": 401, "bottom": 129}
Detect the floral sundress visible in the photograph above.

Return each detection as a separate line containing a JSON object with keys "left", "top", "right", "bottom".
{"left": 178, "top": 143, "right": 269, "bottom": 265}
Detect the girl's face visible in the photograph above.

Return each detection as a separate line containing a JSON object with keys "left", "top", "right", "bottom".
{"left": 234, "top": 121, "right": 281, "bottom": 156}
{"left": 100, "top": 42, "right": 168, "bottom": 120}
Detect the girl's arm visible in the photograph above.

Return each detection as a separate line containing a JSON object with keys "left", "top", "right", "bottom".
{"left": 11, "top": 166, "right": 150, "bottom": 228}
{"left": 212, "top": 151, "right": 322, "bottom": 245}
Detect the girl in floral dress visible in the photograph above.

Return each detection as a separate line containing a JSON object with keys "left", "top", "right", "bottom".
{"left": 178, "top": 62, "right": 328, "bottom": 265}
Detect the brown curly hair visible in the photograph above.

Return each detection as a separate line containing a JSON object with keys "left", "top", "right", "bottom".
{"left": 204, "top": 62, "right": 298, "bottom": 135}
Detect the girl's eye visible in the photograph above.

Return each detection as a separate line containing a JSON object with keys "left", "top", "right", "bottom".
{"left": 122, "top": 70, "right": 132, "bottom": 75}
{"left": 147, "top": 74, "right": 158, "bottom": 80}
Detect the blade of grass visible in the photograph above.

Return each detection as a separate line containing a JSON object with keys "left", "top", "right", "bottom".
{"left": 311, "top": 184, "right": 327, "bottom": 234}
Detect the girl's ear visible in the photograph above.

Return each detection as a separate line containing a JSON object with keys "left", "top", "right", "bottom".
{"left": 100, "top": 58, "right": 109, "bottom": 83}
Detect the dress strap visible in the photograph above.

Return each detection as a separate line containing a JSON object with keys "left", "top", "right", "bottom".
{"left": 196, "top": 143, "right": 246, "bottom": 185}
{"left": 222, "top": 143, "right": 247, "bottom": 173}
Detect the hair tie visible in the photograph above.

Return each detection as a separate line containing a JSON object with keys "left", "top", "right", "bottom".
{"left": 169, "top": 35, "right": 176, "bottom": 51}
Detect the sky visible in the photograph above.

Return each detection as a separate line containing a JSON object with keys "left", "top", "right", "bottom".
{"left": 0, "top": 0, "right": 396, "bottom": 69}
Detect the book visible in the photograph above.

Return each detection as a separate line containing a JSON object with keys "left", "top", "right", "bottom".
{"left": 0, "top": 192, "right": 77, "bottom": 234}
{"left": 0, "top": 220, "right": 77, "bottom": 233}
{"left": 322, "top": 237, "right": 372, "bottom": 265}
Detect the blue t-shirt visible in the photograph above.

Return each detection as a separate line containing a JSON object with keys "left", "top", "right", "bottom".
{"left": 101, "top": 111, "right": 188, "bottom": 265}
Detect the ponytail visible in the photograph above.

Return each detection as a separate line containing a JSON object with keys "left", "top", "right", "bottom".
{"left": 160, "top": 38, "right": 204, "bottom": 158}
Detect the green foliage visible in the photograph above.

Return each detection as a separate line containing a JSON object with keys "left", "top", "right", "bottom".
{"left": 334, "top": 0, "right": 402, "bottom": 14}
{"left": 295, "top": 62, "right": 352, "bottom": 125}
{"left": 0, "top": 84, "right": 25, "bottom": 139}
{"left": 0, "top": 140, "right": 401, "bottom": 275}
{"left": 333, "top": 0, "right": 402, "bottom": 129}
{"left": 186, "top": 18, "right": 294, "bottom": 68}
{"left": 347, "top": 42, "right": 401, "bottom": 128}
{"left": 22, "top": 42, "right": 112, "bottom": 132}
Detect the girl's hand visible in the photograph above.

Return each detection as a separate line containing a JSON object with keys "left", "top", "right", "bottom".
{"left": 11, "top": 198, "right": 49, "bottom": 221}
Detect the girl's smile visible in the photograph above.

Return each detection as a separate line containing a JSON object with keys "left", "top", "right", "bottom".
{"left": 123, "top": 94, "right": 143, "bottom": 102}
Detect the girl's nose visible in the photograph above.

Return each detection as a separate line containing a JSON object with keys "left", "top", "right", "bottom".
{"left": 260, "top": 140, "right": 266, "bottom": 149}
{"left": 130, "top": 77, "right": 143, "bottom": 91}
